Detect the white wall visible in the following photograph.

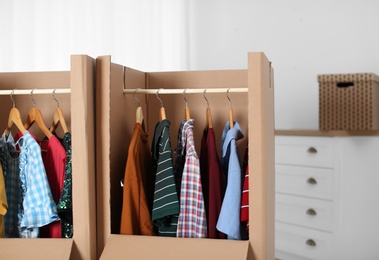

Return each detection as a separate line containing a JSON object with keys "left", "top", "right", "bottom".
{"left": 188, "top": 0, "right": 379, "bottom": 129}
{"left": 0, "top": 0, "right": 189, "bottom": 72}
{"left": 2, "top": 1, "right": 379, "bottom": 129}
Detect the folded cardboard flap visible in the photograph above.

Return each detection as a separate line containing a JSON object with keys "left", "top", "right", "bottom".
{"left": 100, "top": 235, "right": 249, "bottom": 260}
{"left": 0, "top": 238, "right": 73, "bottom": 259}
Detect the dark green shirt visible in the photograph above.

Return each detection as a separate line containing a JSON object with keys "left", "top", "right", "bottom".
{"left": 151, "top": 119, "right": 180, "bottom": 236}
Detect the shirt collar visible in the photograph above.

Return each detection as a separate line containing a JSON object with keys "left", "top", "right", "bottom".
{"left": 221, "top": 121, "right": 244, "bottom": 156}
{"left": 152, "top": 119, "right": 171, "bottom": 158}
{"left": 135, "top": 122, "right": 149, "bottom": 142}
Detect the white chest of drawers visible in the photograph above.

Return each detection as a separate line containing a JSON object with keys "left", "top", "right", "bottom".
{"left": 275, "top": 132, "right": 379, "bottom": 260}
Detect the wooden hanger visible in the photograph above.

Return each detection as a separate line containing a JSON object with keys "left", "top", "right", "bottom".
{"left": 183, "top": 89, "right": 190, "bottom": 121}
{"left": 185, "top": 107, "right": 190, "bottom": 121}
{"left": 156, "top": 89, "right": 166, "bottom": 121}
{"left": 204, "top": 89, "right": 213, "bottom": 129}
{"left": 6, "top": 108, "right": 26, "bottom": 136}
{"left": 134, "top": 89, "right": 144, "bottom": 125}
{"left": 24, "top": 107, "right": 53, "bottom": 139}
{"left": 227, "top": 89, "right": 234, "bottom": 129}
{"left": 159, "top": 107, "right": 166, "bottom": 121}
{"left": 50, "top": 90, "right": 69, "bottom": 134}
{"left": 50, "top": 108, "right": 69, "bottom": 134}
{"left": 136, "top": 106, "right": 144, "bottom": 124}
{"left": 5, "top": 90, "right": 26, "bottom": 136}
{"left": 24, "top": 90, "right": 52, "bottom": 139}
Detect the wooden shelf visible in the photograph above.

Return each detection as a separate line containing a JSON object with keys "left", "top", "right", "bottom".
{"left": 275, "top": 129, "right": 379, "bottom": 137}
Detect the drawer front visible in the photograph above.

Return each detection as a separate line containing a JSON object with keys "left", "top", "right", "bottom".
{"left": 275, "top": 222, "right": 332, "bottom": 260}
{"left": 276, "top": 165, "right": 335, "bottom": 200}
{"left": 275, "top": 136, "right": 334, "bottom": 168}
{"left": 276, "top": 194, "right": 334, "bottom": 232}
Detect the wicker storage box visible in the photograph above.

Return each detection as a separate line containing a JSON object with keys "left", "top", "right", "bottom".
{"left": 319, "top": 73, "right": 379, "bottom": 130}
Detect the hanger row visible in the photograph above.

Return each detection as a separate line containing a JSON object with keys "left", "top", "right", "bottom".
{"left": 123, "top": 87, "right": 248, "bottom": 95}
{"left": 0, "top": 88, "right": 71, "bottom": 96}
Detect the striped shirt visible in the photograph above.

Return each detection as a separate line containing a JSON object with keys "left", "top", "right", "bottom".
{"left": 177, "top": 120, "right": 207, "bottom": 238}
{"left": 240, "top": 145, "right": 249, "bottom": 238}
{"left": 151, "top": 119, "right": 180, "bottom": 237}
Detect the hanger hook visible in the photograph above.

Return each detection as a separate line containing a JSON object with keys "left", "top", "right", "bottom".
{"left": 203, "top": 89, "right": 209, "bottom": 107}
{"left": 226, "top": 88, "right": 232, "bottom": 107}
{"left": 10, "top": 89, "right": 16, "bottom": 108}
{"left": 183, "top": 89, "right": 188, "bottom": 107}
{"left": 30, "top": 89, "right": 36, "bottom": 107}
{"left": 52, "top": 89, "right": 60, "bottom": 108}
{"left": 133, "top": 88, "right": 141, "bottom": 107}
{"left": 156, "top": 88, "right": 164, "bottom": 107}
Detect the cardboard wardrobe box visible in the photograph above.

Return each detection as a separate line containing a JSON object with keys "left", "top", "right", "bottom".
{"left": 319, "top": 73, "right": 379, "bottom": 130}
{"left": 95, "top": 52, "right": 275, "bottom": 260}
{"left": 0, "top": 55, "right": 97, "bottom": 260}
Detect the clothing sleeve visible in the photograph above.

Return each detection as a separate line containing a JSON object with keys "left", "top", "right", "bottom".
{"left": 216, "top": 139, "right": 242, "bottom": 240}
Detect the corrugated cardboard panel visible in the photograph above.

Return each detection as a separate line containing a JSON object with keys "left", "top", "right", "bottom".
{"left": 96, "top": 52, "right": 275, "bottom": 260}
{"left": 1, "top": 238, "right": 73, "bottom": 260}
{"left": 248, "top": 52, "right": 275, "bottom": 260}
{"left": 0, "top": 55, "right": 96, "bottom": 260}
{"left": 100, "top": 234, "right": 249, "bottom": 260}
{"left": 96, "top": 56, "right": 148, "bottom": 258}
{"left": 70, "top": 55, "right": 97, "bottom": 260}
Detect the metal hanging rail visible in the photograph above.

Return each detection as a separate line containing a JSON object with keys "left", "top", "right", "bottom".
{"left": 0, "top": 88, "right": 71, "bottom": 95}
{"left": 123, "top": 88, "right": 248, "bottom": 95}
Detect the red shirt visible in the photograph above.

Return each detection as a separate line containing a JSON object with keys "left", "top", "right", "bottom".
{"left": 200, "top": 128, "right": 226, "bottom": 239}
{"left": 38, "top": 135, "right": 66, "bottom": 238}
{"left": 240, "top": 145, "right": 249, "bottom": 236}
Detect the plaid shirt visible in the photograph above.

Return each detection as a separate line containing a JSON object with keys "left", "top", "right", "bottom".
{"left": 177, "top": 120, "right": 207, "bottom": 238}
{"left": 0, "top": 132, "right": 21, "bottom": 237}
{"left": 18, "top": 131, "right": 59, "bottom": 238}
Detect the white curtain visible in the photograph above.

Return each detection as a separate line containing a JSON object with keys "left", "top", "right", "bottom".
{"left": 0, "top": 0, "right": 189, "bottom": 72}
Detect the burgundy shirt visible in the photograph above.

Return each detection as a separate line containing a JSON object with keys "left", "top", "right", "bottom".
{"left": 200, "top": 127, "right": 226, "bottom": 239}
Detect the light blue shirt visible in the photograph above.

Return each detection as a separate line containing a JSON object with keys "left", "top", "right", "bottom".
{"left": 216, "top": 121, "right": 244, "bottom": 240}
{"left": 18, "top": 131, "right": 59, "bottom": 238}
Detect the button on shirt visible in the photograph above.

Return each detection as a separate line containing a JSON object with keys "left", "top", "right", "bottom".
{"left": 216, "top": 121, "right": 244, "bottom": 240}
{"left": 177, "top": 120, "right": 207, "bottom": 238}
{"left": 18, "top": 131, "right": 59, "bottom": 238}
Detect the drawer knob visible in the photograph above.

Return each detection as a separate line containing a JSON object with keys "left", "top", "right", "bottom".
{"left": 306, "top": 208, "right": 317, "bottom": 216}
{"left": 307, "top": 177, "right": 317, "bottom": 185}
{"left": 306, "top": 239, "right": 317, "bottom": 247}
{"left": 307, "top": 147, "right": 318, "bottom": 154}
